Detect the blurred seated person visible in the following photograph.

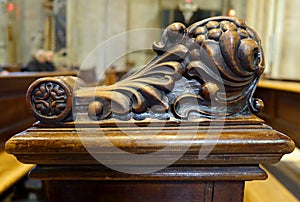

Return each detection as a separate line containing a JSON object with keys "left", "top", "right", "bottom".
{"left": 23, "top": 49, "right": 55, "bottom": 72}
{"left": 44, "top": 50, "right": 55, "bottom": 71}
{"left": 0, "top": 66, "right": 9, "bottom": 75}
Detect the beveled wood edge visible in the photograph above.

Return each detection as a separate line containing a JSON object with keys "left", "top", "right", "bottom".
{"left": 11, "top": 153, "right": 283, "bottom": 166}
{"left": 29, "top": 165, "right": 267, "bottom": 181}
{"left": 5, "top": 124, "right": 295, "bottom": 166}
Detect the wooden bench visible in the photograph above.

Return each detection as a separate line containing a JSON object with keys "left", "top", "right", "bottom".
{"left": 0, "top": 71, "right": 77, "bottom": 197}
{"left": 256, "top": 79, "right": 300, "bottom": 147}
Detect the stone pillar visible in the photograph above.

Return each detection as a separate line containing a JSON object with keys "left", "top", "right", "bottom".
{"left": 246, "top": 0, "right": 279, "bottom": 76}
{"left": 247, "top": 0, "right": 300, "bottom": 79}
{"left": 277, "top": 0, "right": 300, "bottom": 79}
{"left": 8, "top": 0, "right": 46, "bottom": 64}
{"left": 127, "top": 0, "right": 161, "bottom": 69}
{"left": 67, "top": 0, "right": 129, "bottom": 81}
{"left": 231, "top": 0, "right": 247, "bottom": 19}
{"left": 0, "top": 0, "right": 9, "bottom": 64}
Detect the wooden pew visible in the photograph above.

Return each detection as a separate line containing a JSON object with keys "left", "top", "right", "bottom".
{"left": 256, "top": 79, "right": 300, "bottom": 148}
{"left": 0, "top": 71, "right": 77, "bottom": 197}
{"left": 0, "top": 71, "right": 77, "bottom": 148}
{"left": 1, "top": 64, "right": 22, "bottom": 72}
{"left": 5, "top": 17, "right": 295, "bottom": 202}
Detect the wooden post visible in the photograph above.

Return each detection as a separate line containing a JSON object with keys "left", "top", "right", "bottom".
{"left": 5, "top": 17, "right": 295, "bottom": 202}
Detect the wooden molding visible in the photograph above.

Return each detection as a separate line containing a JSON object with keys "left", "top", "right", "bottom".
{"left": 5, "top": 124, "right": 294, "bottom": 166}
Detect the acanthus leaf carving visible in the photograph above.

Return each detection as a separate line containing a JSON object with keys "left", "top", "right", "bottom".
{"left": 27, "top": 16, "right": 266, "bottom": 124}
{"left": 75, "top": 44, "right": 188, "bottom": 120}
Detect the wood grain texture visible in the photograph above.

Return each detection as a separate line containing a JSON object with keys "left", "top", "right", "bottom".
{"left": 4, "top": 17, "right": 296, "bottom": 202}
{"left": 0, "top": 71, "right": 77, "bottom": 194}
{"left": 43, "top": 180, "right": 244, "bottom": 202}
{"left": 5, "top": 125, "right": 294, "bottom": 165}
{"left": 29, "top": 165, "right": 266, "bottom": 181}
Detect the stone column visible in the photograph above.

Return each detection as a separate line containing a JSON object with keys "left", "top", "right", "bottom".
{"left": 127, "top": 0, "right": 161, "bottom": 69}
{"left": 247, "top": 0, "right": 300, "bottom": 79}
{"left": 0, "top": 0, "right": 9, "bottom": 64}
{"left": 277, "top": 0, "right": 300, "bottom": 79}
{"left": 67, "top": 0, "right": 128, "bottom": 81}
{"left": 9, "top": 0, "right": 46, "bottom": 64}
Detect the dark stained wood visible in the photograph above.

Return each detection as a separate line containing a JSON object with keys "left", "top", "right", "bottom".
{"left": 5, "top": 17, "right": 295, "bottom": 202}
{"left": 6, "top": 125, "right": 294, "bottom": 165}
{"left": 5, "top": 122, "right": 294, "bottom": 202}
{"left": 29, "top": 165, "right": 266, "bottom": 181}
{"left": 43, "top": 180, "right": 244, "bottom": 202}
{"left": 25, "top": 17, "right": 265, "bottom": 124}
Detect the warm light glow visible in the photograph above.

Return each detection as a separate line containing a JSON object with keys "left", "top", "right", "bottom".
{"left": 7, "top": 2, "right": 14, "bottom": 12}
{"left": 228, "top": 8, "right": 236, "bottom": 17}
{"left": 185, "top": 0, "right": 192, "bottom": 3}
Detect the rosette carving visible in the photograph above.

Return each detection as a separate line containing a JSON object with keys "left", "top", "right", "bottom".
{"left": 32, "top": 82, "right": 67, "bottom": 116}
{"left": 26, "top": 76, "right": 84, "bottom": 123}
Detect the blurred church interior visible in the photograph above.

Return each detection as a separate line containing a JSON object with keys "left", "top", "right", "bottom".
{"left": 0, "top": 0, "right": 299, "bottom": 201}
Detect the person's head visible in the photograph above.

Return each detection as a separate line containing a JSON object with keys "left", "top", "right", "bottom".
{"left": 45, "top": 51, "right": 54, "bottom": 62}
{"left": 34, "top": 49, "right": 46, "bottom": 63}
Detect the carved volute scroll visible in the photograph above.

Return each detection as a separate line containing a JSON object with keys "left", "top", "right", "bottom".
{"left": 26, "top": 16, "right": 265, "bottom": 124}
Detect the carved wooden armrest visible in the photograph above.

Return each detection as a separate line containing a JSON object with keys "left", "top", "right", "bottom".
{"left": 6, "top": 16, "right": 294, "bottom": 202}
{"left": 26, "top": 17, "right": 265, "bottom": 125}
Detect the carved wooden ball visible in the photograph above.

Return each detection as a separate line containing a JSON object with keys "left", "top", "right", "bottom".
{"left": 88, "top": 101, "right": 103, "bottom": 118}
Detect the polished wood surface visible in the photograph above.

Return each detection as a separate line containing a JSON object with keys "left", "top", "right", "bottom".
{"left": 5, "top": 124, "right": 294, "bottom": 202}
{"left": 26, "top": 17, "right": 265, "bottom": 124}
{"left": 5, "top": 17, "right": 295, "bottom": 201}
{"left": 6, "top": 125, "right": 294, "bottom": 166}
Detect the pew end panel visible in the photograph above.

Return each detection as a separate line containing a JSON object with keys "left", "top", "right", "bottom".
{"left": 5, "top": 16, "right": 295, "bottom": 202}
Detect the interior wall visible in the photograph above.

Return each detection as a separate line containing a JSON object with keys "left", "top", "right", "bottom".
{"left": 246, "top": 0, "right": 300, "bottom": 79}
{"left": 246, "top": 0, "right": 276, "bottom": 75}
{"left": 0, "top": 0, "right": 46, "bottom": 65}
{"left": 67, "top": 0, "right": 130, "bottom": 80}
{"left": 126, "top": 0, "right": 161, "bottom": 70}
{"left": 3, "top": 0, "right": 300, "bottom": 80}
